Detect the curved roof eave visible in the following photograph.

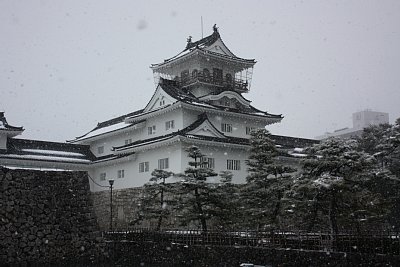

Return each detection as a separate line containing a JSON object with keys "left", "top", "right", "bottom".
{"left": 151, "top": 48, "right": 255, "bottom": 70}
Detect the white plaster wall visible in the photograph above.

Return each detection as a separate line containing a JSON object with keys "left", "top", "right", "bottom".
{"left": 89, "top": 109, "right": 184, "bottom": 157}
{"left": 90, "top": 127, "right": 144, "bottom": 157}
{"left": 180, "top": 142, "right": 249, "bottom": 184}
{"left": 89, "top": 142, "right": 182, "bottom": 192}
{"left": 141, "top": 109, "right": 184, "bottom": 139}
{"left": 207, "top": 113, "right": 265, "bottom": 138}
{"left": 182, "top": 109, "right": 201, "bottom": 128}
{"left": 181, "top": 107, "right": 266, "bottom": 138}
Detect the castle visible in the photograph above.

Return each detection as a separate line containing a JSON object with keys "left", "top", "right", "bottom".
{"left": 0, "top": 26, "right": 317, "bottom": 192}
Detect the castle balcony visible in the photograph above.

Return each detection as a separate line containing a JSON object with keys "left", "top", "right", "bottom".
{"left": 178, "top": 71, "right": 249, "bottom": 93}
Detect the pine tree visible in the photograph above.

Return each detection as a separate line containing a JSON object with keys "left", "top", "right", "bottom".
{"left": 207, "top": 171, "right": 241, "bottom": 230}
{"left": 288, "top": 138, "right": 385, "bottom": 234}
{"left": 244, "top": 129, "right": 295, "bottom": 230}
{"left": 178, "top": 145, "right": 217, "bottom": 232}
{"left": 135, "top": 169, "right": 174, "bottom": 230}
{"left": 357, "top": 119, "right": 400, "bottom": 229}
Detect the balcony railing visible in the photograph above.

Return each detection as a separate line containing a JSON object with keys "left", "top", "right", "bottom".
{"left": 179, "top": 72, "right": 249, "bottom": 92}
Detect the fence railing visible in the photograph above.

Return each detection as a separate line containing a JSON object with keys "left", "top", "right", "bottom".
{"left": 103, "top": 228, "right": 400, "bottom": 255}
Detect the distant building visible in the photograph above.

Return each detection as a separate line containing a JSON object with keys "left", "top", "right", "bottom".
{"left": 316, "top": 110, "right": 389, "bottom": 140}
{"left": 0, "top": 26, "right": 318, "bottom": 191}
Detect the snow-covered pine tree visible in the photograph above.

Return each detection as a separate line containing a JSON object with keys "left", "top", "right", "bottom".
{"left": 244, "top": 128, "right": 295, "bottom": 230}
{"left": 290, "top": 138, "right": 384, "bottom": 235}
{"left": 357, "top": 118, "right": 400, "bottom": 230}
{"left": 177, "top": 145, "right": 217, "bottom": 232}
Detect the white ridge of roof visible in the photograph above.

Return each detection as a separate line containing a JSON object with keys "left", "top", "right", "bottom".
{"left": 22, "top": 149, "right": 86, "bottom": 157}
{"left": 1, "top": 154, "right": 91, "bottom": 163}
{"left": 3, "top": 166, "right": 75, "bottom": 172}
{"left": 78, "top": 121, "right": 133, "bottom": 140}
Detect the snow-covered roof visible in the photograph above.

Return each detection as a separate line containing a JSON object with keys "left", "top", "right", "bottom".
{"left": 1, "top": 154, "right": 91, "bottom": 164}
{"left": 124, "top": 80, "right": 282, "bottom": 124}
{"left": 151, "top": 26, "right": 255, "bottom": 70}
{"left": 1, "top": 138, "right": 95, "bottom": 166}
{"left": 0, "top": 112, "right": 24, "bottom": 136}
{"left": 69, "top": 109, "right": 144, "bottom": 143}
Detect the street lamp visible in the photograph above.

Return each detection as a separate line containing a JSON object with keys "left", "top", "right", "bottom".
{"left": 109, "top": 179, "right": 114, "bottom": 232}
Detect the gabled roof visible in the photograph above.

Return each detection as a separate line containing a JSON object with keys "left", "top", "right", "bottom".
{"left": 69, "top": 109, "right": 145, "bottom": 143}
{"left": 115, "top": 113, "right": 317, "bottom": 155}
{"left": 114, "top": 114, "right": 249, "bottom": 154}
{"left": 185, "top": 25, "right": 223, "bottom": 51}
{"left": 0, "top": 112, "right": 24, "bottom": 136}
{"left": 151, "top": 26, "right": 255, "bottom": 69}
{"left": 125, "top": 79, "right": 283, "bottom": 123}
{"left": 199, "top": 90, "right": 252, "bottom": 106}
{"left": 186, "top": 116, "right": 226, "bottom": 138}
{"left": 162, "top": 79, "right": 283, "bottom": 120}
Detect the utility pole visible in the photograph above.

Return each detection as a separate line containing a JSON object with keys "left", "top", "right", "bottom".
{"left": 109, "top": 179, "right": 114, "bottom": 232}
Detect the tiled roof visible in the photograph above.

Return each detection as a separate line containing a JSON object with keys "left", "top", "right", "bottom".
{"left": 70, "top": 110, "right": 145, "bottom": 142}
{"left": 114, "top": 114, "right": 312, "bottom": 153}
{"left": 185, "top": 28, "right": 221, "bottom": 50}
{"left": 151, "top": 28, "right": 255, "bottom": 68}
{"left": 270, "top": 134, "right": 319, "bottom": 149}
{"left": 2, "top": 138, "right": 95, "bottom": 164}
{"left": 159, "top": 79, "right": 282, "bottom": 119}
{"left": 0, "top": 112, "right": 24, "bottom": 132}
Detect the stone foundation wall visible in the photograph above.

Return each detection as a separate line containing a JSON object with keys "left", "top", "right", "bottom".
{"left": 0, "top": 168, "right": 105, "bottom": 265}
{"left": 91, "top": 187, "right": 144, "bottom": 231}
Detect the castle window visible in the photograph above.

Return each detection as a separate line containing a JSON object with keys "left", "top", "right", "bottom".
{"left": 225, "top": 73, "right": 232, "bottom": 84}
{"left": 246, "top": 127, "right": 256, "bottom": 135}
{"left": 125, "top": 138, "right": 132, "bottom": 145}
{"left": 117, "top": 169, "right": 125, "bottom": 179}
{"left": 99, "top": 172, "right": 106, "bottom": 181}
{"left": 139, "top": 162, "right": 149, "bottom": 173}
{"left": 192, "top": 69, "right": 198, "bottom": 78}
{"left": 165, "top": 120, "right": 175, "bottom": 130}
{"left": 227, "top": 159, "right": 240, "bottom": 171}
{"left": 203, "top": 68, "right": 210, "bottom": 81}
{"left": 221, "top": 123, "right": 232, "bottom": 133}
{"left": 97, "top": 146, "right": 104, "bottom": 154}
{"left": 158, "top": 158, "right": 169, "bottom": 169}
{"left": 201, "top": 157, "right": 215, "bottom": 169}
{"left": 213, "top": 68, "right": 223, "bottom": 82}
{"left": 148, "top": 125, "right": 156, "bottom": 135}
{"left": 181, "top": 69, "right": 189, "bottom": 83}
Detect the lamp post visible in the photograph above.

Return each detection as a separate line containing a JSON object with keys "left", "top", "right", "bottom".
{"left": 109, "top": 179, "right": 114, "bottom": 232}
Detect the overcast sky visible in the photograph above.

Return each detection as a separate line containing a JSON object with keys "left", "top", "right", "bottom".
{"left": 1, "top": 0, "right": 399, "bottom": 142}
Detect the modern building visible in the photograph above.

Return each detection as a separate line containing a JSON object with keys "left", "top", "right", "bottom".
{"left": 0, "top": 26, "right": 317, "bottom": 192}
{"left": 316, "top": 110, "right": 389, "bottom": 140}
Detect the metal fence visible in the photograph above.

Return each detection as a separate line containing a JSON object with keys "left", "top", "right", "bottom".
{"left": 103, "top": 228, "right": 400, "bottom": 255}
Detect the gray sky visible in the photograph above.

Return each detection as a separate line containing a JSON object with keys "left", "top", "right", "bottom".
{"left": 1, "top": 0, "right": 400, "bottom": 142}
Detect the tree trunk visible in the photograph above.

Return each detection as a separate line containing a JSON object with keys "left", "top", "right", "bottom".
{"left": 328, "top": 191, "right": 339, "bottom": 249}
{"left": 307, "top": 193, "right": 320, "bottom": 232}
{"left": 195, "top": 188, "right": 207, "bottom": 232}
{"left": 156, "top": 180, "right": 165, "bottom": 231}
{"left": 271, "top": 190, "right": 283, "bottom": 228}
{"left": 329, "top": 192, "right": 339, "bottom": 236}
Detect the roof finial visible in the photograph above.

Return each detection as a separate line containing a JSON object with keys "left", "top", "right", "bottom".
{"left": 213, "top": 24, "right": 218, "bottom": 33}
{"left": 187, "top": 36, "right": 192, "bottom": 44}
